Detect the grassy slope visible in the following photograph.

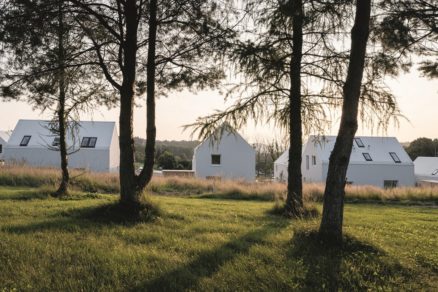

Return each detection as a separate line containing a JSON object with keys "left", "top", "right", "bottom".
{"left": 0, "top": 187, "right": 437, "bottom": 291}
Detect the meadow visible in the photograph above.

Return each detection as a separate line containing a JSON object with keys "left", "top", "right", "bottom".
{"left": 0, "top": 186, "right": 437, "bottom": 291}
{"left": 1, "top": 165, "right": 437, "bottom": 204}
{"left": 0, "top": 166, "right": 437, "bottom": 290}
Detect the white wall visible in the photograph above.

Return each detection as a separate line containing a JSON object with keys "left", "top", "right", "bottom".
{"left": 193, "top": 133, "right": 256, "bottom": 181}
{"left": 302, "top": 140, "right": 324, "bottom": 183}
{"left": 3, "top": 147, "right": 111, "bottom": 172}
{"left": 320, "top": 163, "right": 415, "bottom": 187}
{"left": 274, "top": 163, "right": 288, "bottom": 182}
{"left": 0, "top": 138, "right": 6, "bottom": 161}
{"left": 109, "top": 127, "right": 120, "bottom": 173}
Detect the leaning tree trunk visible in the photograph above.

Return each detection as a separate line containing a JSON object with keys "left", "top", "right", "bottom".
{"left": 119, "top": 1, "right": 140, "bottom": 206}
{"left": 285, "top": 0, "right": 304, "bottom": 217}
{"left": 137, "top": 0, "right": 158, "bottom": 191}
{"left": 55, "top": 0, "right": 69, "bottom": 197}
{"left": 319, "top": 0, "right": 371, "bottom": 244}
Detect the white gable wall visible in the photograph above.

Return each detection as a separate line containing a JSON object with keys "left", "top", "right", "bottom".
{"left": 109, "top": 125, "right": 120, "bottom": 172}
{"left": 414, "top": 157, "right": 438, "bottom": 182}
{"left": 193, "top": 130, "right": 256, "bottom": 181}
{"left": 3, "top": 120, "right": 119, "bottom": 172}
{"left": 0, "top": 131, "right": 10, "bottom": 160}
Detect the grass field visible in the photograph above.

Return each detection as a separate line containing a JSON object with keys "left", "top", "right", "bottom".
{"left": 0, "top": 186, "right": 437, "bottom": 291}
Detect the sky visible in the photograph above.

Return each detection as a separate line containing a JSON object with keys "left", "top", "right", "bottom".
{"left": 0, "top": 68, "right": 436, "bottom": 143}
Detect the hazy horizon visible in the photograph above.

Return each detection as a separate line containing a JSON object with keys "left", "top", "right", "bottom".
{"left": 1, "top": 68, "right": 436, "bottom": 143}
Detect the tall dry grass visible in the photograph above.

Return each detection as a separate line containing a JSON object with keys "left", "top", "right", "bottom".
{"left": 0, "top": 165, "right": 437, "bottom": 203}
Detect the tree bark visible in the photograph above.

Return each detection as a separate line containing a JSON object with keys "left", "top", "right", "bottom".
{"left": 55, "top": 0, "right": 69, "bottom": 197}
{"left": 285, "top": 0, "right": 304, "bottom": 217}
{"left": 137, "top": 0, "right": 158, "bottom": 191}
{"left": 319, "top": 0, "right": 371, "bottom": 243}
{"left": 119, "top": 1, "right": 140, "bottom": 205}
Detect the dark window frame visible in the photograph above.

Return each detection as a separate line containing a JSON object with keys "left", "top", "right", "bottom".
{"left": 20, "top": 135, "right": 31, "bottom": 146}
{"left": 81, "top": 137, "right": 97, "bottom": 148}
{"left": 362, "top": 152, "right": 372, "bottom": 161}
{"left": 0, "top": 144, "right": 2, "bottom": 153}
{"left": 384, "top": 180, "right": 398, "bottom": 188}
{"left": 389, "top": 152, "right": 401, "bottom": 163}
{"left": 52, "top": 137, "right": 60, "bottom": 147}
{"left": 312, "top": 155, "right": 316, "bottom": 165}
{"left": 211, "top": 154, "right": 221, "bottom": 165}
{"left": 354, "top": 137, "right": 365, "bottom": 148}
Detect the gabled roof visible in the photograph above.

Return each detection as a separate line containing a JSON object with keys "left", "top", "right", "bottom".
{"left": 7, "top": 119, "right": 116, "bottom": 149}
{"left": 307, "top": 135, "right": 413, "bottom": 165}
{"left": 275, "top": 135, "right": 413, "bottom": 166}
{"left": 194, "top": 124, "right": 254, "bottom": 152}
{"left": 414, "top": 157, "right": 438, "bottom": 180}
{"left": 274, "top": 149, "right": 289, "bottom": 165}
{"left": 0, "top": 131, "right": 10, "bottom": 143}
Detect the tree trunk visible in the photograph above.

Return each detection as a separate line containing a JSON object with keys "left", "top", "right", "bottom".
{"left": 137, "top": 0, "right": 158, "bottom": 191}
{"left": 319, "top": 0, "right": 371, "bottom": 243}
{"left": 285, "top": 0, "right": 304, "bottom": 217}
{"left": 119, "top": 1, "right": 140, "bottom": 205}
{"left": 55, "top": 0, "right": 69, "bottom": 197}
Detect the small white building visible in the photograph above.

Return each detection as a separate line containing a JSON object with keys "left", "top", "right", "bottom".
{"left": 192, "top": 125, "right": 256, "bottom": 181}
{"left": 414, "top": 157, "right": 438, "bottom": 186}
{"left": 274, "top": 135, "right": 415, "bottom": 188}
{"left": 0, "top": 131, "right": 11, "bottom": 161}
{"left": 3, "top": 119, "right": 119, "bottom": 172}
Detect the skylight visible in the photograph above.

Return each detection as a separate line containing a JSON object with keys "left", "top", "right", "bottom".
{"left": 389, "top": 152, "right": 401, "bottom": 163}
{"left": 354, "top": 138, "right": 365, "bottom": 148}
{"left": 432, "top": 169, "right": 438, "bottom": 176}
{"left": 81, "top": 137, "right": 97, "bottom": 148}
{"left": 20, "top": 135, "right": 31, "bottom": 146}
{"left": 362, "top": 152, "right": 372, "bottom": 161}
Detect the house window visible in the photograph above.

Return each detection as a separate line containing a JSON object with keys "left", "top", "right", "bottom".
{"left": 52, "top": 137, "right": 60, "bottom": 147}
{"left": 354, "top": 137, "right": 365, "bottom": 148}
{"left": 211, "top": 154, "right": 221, "bottom": 165}
{"left": 384, "top": 180, "right": 398, "bottom": 188}
{"left": 20, "top": 135, "right": 31, "bottom": 146}
{"left": 389, "top": 152, "right": 401, "bottom": 163}
{"left": 0, "top": 144, "right": 2, "bottom": 153}
{"left": 312, "top": 155, "right": 316, "bottom": 165}
{"left": 432, "top": 169, "right": 438, "bottom": 176}
{"left": 306, "top": 155, "right": 309, "bottom": 170}
{"left": 362, "top": 152, "right": 372, "bottom": 161}
{"left": 81, "top": 137, "right": 97, "bottom": 148}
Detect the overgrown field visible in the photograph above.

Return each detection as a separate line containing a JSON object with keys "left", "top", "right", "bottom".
{"left": 0, "top": 186, "right": 437, "bottom": 291}
{"left": 1, "top": 165, "right": 438, "bottom": 204}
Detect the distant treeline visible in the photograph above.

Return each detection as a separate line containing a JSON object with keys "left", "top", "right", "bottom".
{"left": 134, "top": 138, "right": 199, "bottom": 170}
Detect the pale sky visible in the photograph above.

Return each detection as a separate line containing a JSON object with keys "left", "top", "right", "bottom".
{"left": 0, "top": 68, "right": 436, "bottom": 143}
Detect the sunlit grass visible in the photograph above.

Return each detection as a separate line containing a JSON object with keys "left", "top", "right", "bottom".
{"left": 0, "top": 186, "right": 437, "bottom": 291}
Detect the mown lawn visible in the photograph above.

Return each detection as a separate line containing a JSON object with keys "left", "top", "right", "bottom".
{"left": 0, "top": 186, "right": 437, "bottom": 291}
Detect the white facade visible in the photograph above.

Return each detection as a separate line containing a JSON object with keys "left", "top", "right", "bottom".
{"left": 414, "top": 157, "right": 438, "bottom": 184}
{"left": 192, "top": 126, "right": 256, "bottom": 181}
{"left": 274, "top": 135, "right": 415, "bottom": 188}
{"left": 0, "top": 131, "right": 10, "bottom": 161}
{"left": 3, "top": 119, "right": 119, "bottom": 172}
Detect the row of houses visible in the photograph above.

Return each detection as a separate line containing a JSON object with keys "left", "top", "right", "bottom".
{"left": 1, "top": 119, "right": 437, "bottom": 188}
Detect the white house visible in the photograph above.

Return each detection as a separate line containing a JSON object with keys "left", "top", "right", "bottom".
{"left": 0, "top": 131, "right": 10, "bottom": 161}
{"left": 192, "top": 125, "right": 256, "bottom": 181}
{"left": 274, "top": 135, "right": 415, "bottom": 188}
{"left": 3, "top": 119, "right": 119, "bottom": 172}
{"left": 414, "top": 157, "right": 438, "bottom": 186}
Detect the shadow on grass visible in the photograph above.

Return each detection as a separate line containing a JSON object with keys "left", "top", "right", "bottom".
{"left": 196, "top": 192, "right": 274, "bottom": 202}
{"left": 4, "top": 200, "right": 163, "bottom": 235}
{"left": 289, "top": 229, "right": 413, "bottom": 291}
{"left": 134, "top": 220, "right": 289, "bottom": 291}
{"left": 0, "top": 187, "right": 110, "bottom": 201}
